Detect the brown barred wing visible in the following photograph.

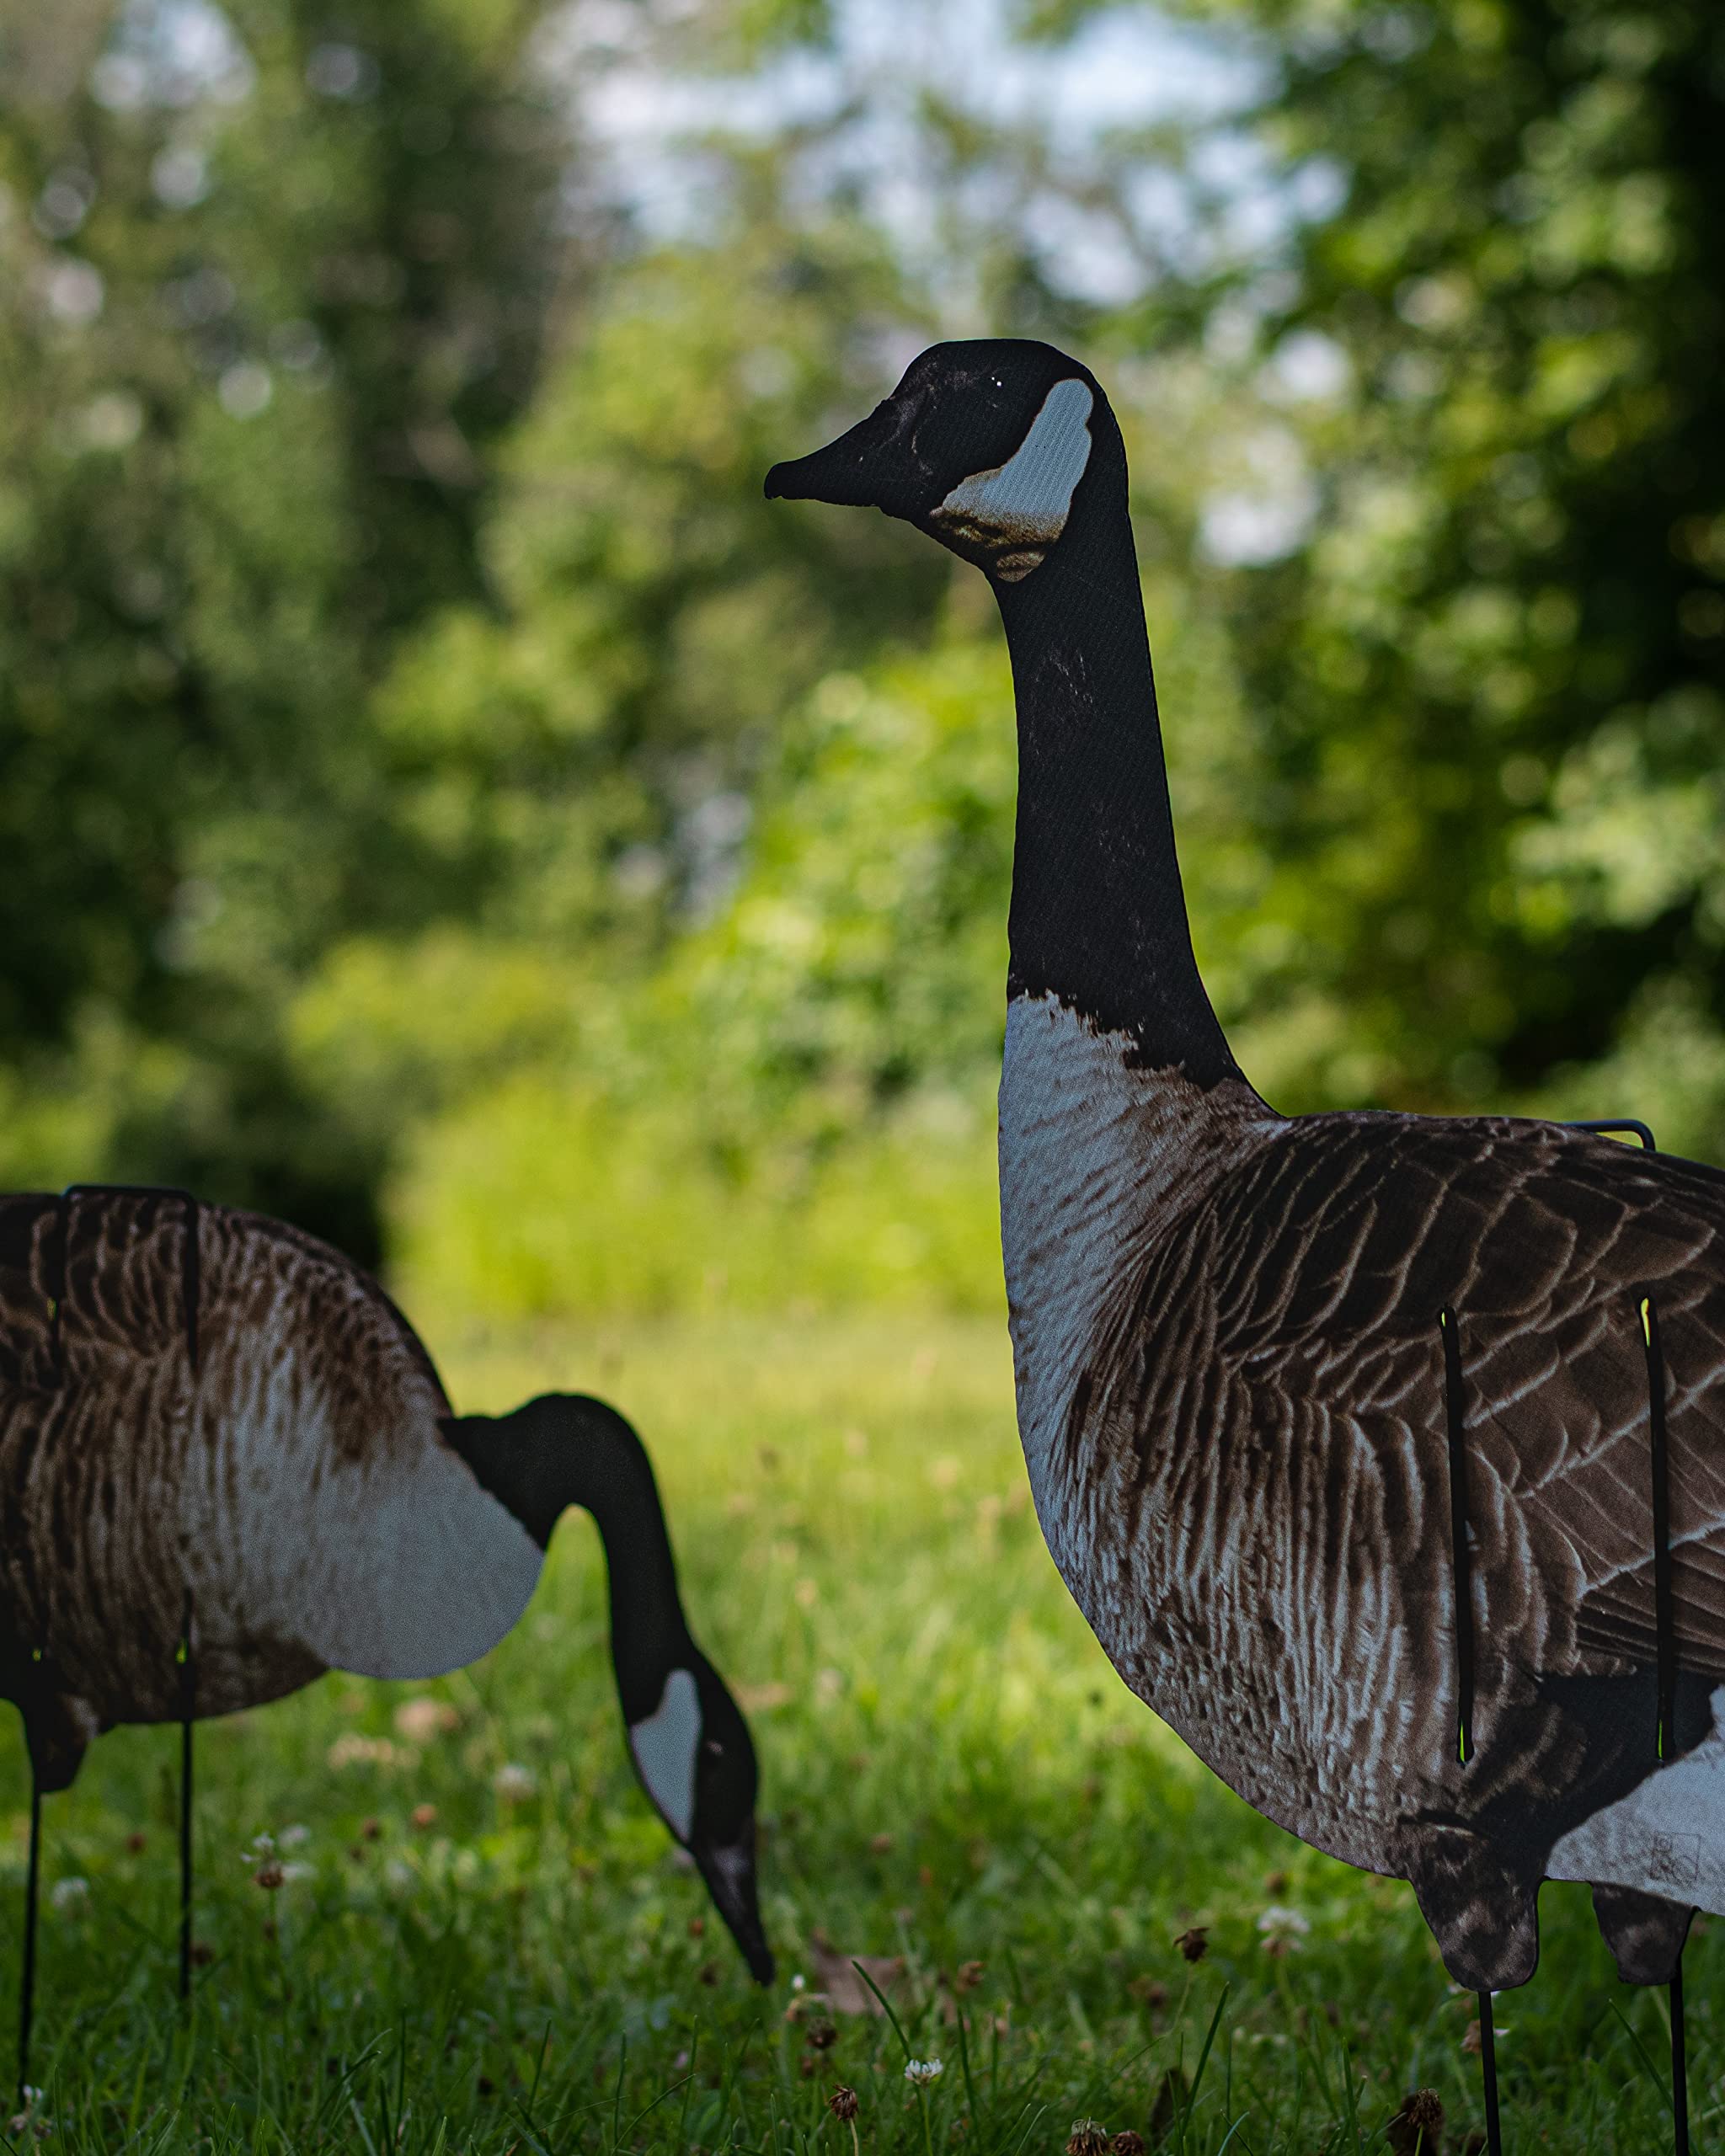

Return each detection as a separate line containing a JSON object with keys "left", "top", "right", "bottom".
{"left": 51, "top": 1187, "right": 202, "bottom": 1375}
{"left": 1082, "top": 1113, "right": 1725, "bottom": 1952}
{"left": 0, "top": 1194, "right": 60, "bottom": 1392}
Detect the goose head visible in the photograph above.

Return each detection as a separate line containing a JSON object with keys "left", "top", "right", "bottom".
{"left": 443, "top": 1393, "right": 776, "bottom": 1983}
{"left": 765, "top": 339, "right": 1113, "bottom": 584}
{"left": 626, "top": 1649, "right": 775, "bottom": 1983}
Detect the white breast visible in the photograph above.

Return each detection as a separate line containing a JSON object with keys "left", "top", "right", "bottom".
{"left": 291, "top": 1443, "right": 544, "bottom": 1681}
{"left": 178, "top": 1283, "right": 543, "bottom": 1683}
{"left": 998, "top": 994, "right": 1210, "bottom": 1561}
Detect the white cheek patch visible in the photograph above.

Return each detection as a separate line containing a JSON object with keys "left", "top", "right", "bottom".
{"left": 934, "top": 377, "right": 1094, "bottom": 569}
{"left": 629, "top": 1667, "right": 700, "bottom": 1843}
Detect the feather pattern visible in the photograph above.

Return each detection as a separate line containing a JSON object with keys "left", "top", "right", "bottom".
{"left": 768, "top": 334, "right": 1725, "bottom": 1995}
{"left": 0, "top": 1190, "right": 542, "bottom": 1754}
{"left": 1007, "top": 1014, "right": 1725, "bottom": 1977}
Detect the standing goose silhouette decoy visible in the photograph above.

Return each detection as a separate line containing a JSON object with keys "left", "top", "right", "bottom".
{"left": 768, "top": 340, "right": 1725, "bottom": 2152}
{"left": 1, "top": 1183, "right": 773, "bottom": 2095}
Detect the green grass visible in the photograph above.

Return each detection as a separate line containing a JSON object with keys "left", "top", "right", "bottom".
{"left": 0, "top": 1313, "right": 1714, "bottom": 2150}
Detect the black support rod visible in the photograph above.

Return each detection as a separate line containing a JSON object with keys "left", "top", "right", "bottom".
{"left": 1642, "top": 1290, "right": 1690, "bottom": 2156}
{"left": 1443, "top": 1310, "right": 1496, "bottom": 2147}
{"left": 1477, "top": 1991, "right": 1503, "bottom": 2156}
{"left": 1565, "top": 1117, "right": 1658, "bottom": 1154}
{"left": 180, "top": 1193, "right": 200, "bottom": 1375}
{"left": 179, "top": 1590, "right": 195, "bottom": 2000}
{"left": 17, "top": 1769, "right": 40, "bottom": 2109}
{"left": 1439, "top": 1308, "right": 1475, "bottom": 1764}
{"left": 1645, "top": 1296, "right": 1677, "bottom": 1758}
{"left": 46, "top": 1194, "right": 68, "bottom": 1389}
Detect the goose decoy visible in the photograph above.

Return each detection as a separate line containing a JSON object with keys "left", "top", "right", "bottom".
{"left": 1, "top": 1182, "right": 773, "bottom": 2096}
{"left": 768, "top": 340, "right": 1724, "bottom": 2152}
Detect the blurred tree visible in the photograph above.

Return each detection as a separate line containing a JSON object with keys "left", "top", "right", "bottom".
{"left": 1093, "top": 0, "right": 1725, "bottom": 1146}
{"left": 0, "top": 0, "right": 569, "bottom": 1252}
{"left": 334, "top": 92, "right": 1265, "bottom": 1315}
{"left": 10, "top": 0, "right": 1724, "bottom": 1315}
{"left": 383, "top": 0, "right": 1725, "bottom": 1316}
{"left": 366, "top": 191, "right": 945, "bottom": 967}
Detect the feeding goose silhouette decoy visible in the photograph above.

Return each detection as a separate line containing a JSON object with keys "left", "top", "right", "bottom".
{"left": 0, "top": 1183, "right": 773, "bottom": 2092}
{"left": 769, "top": 340, "right": 1725, "bottom": 2150}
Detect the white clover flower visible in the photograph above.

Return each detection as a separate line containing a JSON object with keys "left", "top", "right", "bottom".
{"left": 6, "top": 2088, "right": 45, "bottom": 2136}
{"left": 394, "top": 1697, "right": 458, "bottom": 1744}
{"left": 492, "top": 1762, "right": 536, "bottom": 1801}
{"left": 281, "top": 1861, "right": 313, "bottom": 1884}
{"left": 51, "top": 1876, "right": 88, "bottom": 1912}
{"left": 327, "top": 1733, "right": 402, "bottom": 1770}
{"left": 790, "top": 1973, "right": 806, "bottom": 1992}
{"left": 904, "top": 2058, "right": 943, "bottom": 2086}
{"left": 1257, "top": 1904, "right": 1311, "bottom": 1955}
{"left": 1256, "top": 1905, "right": 1311, "bottom": 1935}
{"left": 280, "top": 1823, "right": 311, "bottom": 1848}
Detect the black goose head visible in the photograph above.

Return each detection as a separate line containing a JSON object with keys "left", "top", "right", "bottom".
{"left": 625, "top": 1646, "right": 775, "bottom": 1984}
{"left": 765, "top": 339, "right": 1116, "bottom": 584}
{"left": 442, "top": 1393, "right": 776, "bottom": 1984}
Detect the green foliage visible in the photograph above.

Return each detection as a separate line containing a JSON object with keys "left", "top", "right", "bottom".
{"left": 392, "top": 1078, "right": 1002, "bottom": 1319}
{"left": 670, "top": 646, "right": 1019, "bottom": 1127}
{"left": 8, "top": 12, "right": 1725, "bottom": 2140}
{"left": 370, "top": 211, "right": 944, "bottom": 951}
{"left": 366, "top": 647, "right": 1023, "bottom": 1318}
{"left": 0, "top": 1317, "right": 1709, "bottom": 2148}
{"left": 0, "top": 0, "right": 565, "bottom": 1251}
{"left": 1142, "top": 0, "right": 1725, "bottom": 1125}
{"left": 4, "top": 0, "right": 1723, "bottom": 1309}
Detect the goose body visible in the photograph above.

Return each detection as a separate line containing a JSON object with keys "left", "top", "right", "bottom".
{"left": 768, "top": 339, "right": 1725, "bottom": 1998}
{"left": 0, "top": 1182, "right": 773, "bottom": 1980}
{"left": 0, "top": 1190, "right": 537, "bottom": 1742}
{"left": 1007, "top": 1032, "right": 1725, "bottom": 1978}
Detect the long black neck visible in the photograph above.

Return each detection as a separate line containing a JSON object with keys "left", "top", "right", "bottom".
{"left": 445, "top": 1394, "right": 692, "bottom": 1722}
{"left": 991, "top": 415, "right": 1239, "bottom": 1086}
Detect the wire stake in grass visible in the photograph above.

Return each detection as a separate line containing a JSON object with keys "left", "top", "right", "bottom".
{"left": 1439, "top": 1308, "right": 1476, "bottom": 1766}
{"left": 178, "top": 1586, "right": 196, "bottom": 2004}
{"left": 951, "top": 1968, "right": 982, "bottom": 2127}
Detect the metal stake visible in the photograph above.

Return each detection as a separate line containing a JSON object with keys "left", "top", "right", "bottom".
{"left": 1439, "top": 1307, "right": 1475, "bottom": 1763}
{"left": 1642, "top": 1290, "right": 1690, "bottom": 2156}
{"left": 1477, "top": 1990, "right": 1502, "bottom": 2156}
{"left": 179, "top": 1591, "right": 195, "bottom": 2000}
{"left": 17, "top": 1769, "right": 40, "bottom": 2110}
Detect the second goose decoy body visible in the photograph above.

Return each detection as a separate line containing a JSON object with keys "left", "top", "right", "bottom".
{"left": 769, "top": 341, "right": 1725, "bottom": 2137}
{"left": 1, "top": 1183, "right": 773, "bottom": 2079}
